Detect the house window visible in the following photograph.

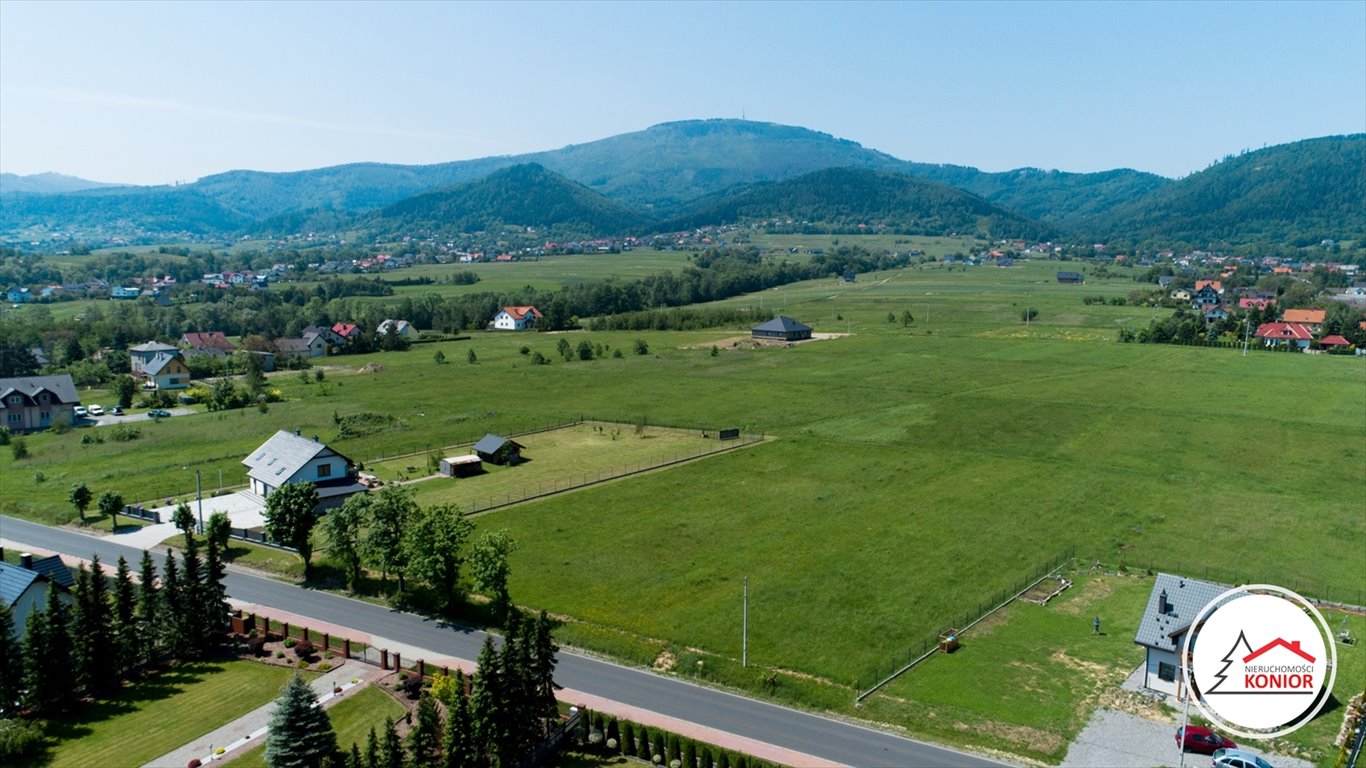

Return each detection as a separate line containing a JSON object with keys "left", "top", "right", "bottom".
{"left": 1158, "top": 662, "right": 1177, "bottom": 682}
{"left": 6, "top": 413, "right": 21, "bottom": 424}
{"left": 317, "top": 463, "right": 332, "bottom": 478}
{"left": 7, "top": 395, "right": 19, "bottom": 405}
{"left": 40, "top": 410, "right": 51, "bottom": 422}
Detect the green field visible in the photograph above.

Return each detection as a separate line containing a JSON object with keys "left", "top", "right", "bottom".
{"left": 4, "top": 247, "right": 1362, "bottom": 764}
{"left": 40, "top": 660, "right": 304, "bottom": 768}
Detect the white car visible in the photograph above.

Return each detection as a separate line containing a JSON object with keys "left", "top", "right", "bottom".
{"left": 74, "top": 406, "right": 89, "bottom": 418}
{"left": 89, "top": 404, "right": 105, "bottom": 416}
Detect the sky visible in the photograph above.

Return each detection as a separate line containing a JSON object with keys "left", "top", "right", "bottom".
{"left": 1, "top": 0, "right": 1363, "bottom": 186}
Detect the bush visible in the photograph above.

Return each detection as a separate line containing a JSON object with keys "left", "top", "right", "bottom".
{"left": 0, "top": 427, "right": 10, "bottom": 445}
{"left": 293, "top": 638, "right": 316, "bottom": 660}
{"left": 0, "top": 719, "right": 45, "bottom": 764}
{"left": 188, "top": 760, "right": 201, "bottom": 768}
{"left": 399, "top": 673, "right": 424, "bottom": 700}
{"left": 10, "top": 438, "right": 28, "bottom": 460}
{"left": 633, "top": 339, "right": 649, "bottom": 355}
{"left": 283, "top": 636, "right": 297, "bottom": 648}
{"left": 246, "top": 635, "right": 268, "bottom": 656}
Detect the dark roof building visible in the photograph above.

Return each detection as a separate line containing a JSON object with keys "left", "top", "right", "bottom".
{"left": 473, "top": 434, "right": 525, "bottom": 466}
{"left": 242, "top": 430, "right": 364, "bottom": 509}
{"left": 1057, "top": 271, "right": 1085, "bottom": 284}
{"left": 1133, "top": 573, "right": 1232, "bottom": 698}
{"left": 751, "top": 315, "right": 813, "bottom": 342}
{"left": 0, "top": 374, "right": 80, "bottom": 432}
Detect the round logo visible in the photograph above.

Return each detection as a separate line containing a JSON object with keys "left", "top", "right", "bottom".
{"left": 1184, "top": 584, "right": 1336, "bottom": 738}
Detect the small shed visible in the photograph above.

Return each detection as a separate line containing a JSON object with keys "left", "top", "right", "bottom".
{"left": 1056, "top": 271, "right": 1085, "bottom": 284}
{"left": 440, "top": 454, "right": 483, "bottom": 478}
{"left": 751, "top": 315, "right": 813, "bottom": 342}
{"left": 473, "top": 434, "right": 525, "bottom": 466}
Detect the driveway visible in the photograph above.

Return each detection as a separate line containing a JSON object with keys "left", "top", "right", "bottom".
{"left": 113, "top": 490, "right": 266, "bottom": 550}
{"left": 1061, "top": 708, "right": 1313, "bottom": 768}
{"left": 85, "top": 406, "right": 195, "bottom": 426}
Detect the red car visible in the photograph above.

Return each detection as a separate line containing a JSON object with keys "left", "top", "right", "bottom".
{"left": 1176, "top": 725, "right": 1236, "bottom": 754}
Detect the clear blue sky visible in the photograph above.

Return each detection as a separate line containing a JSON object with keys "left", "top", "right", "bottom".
{"left": 2, "top": 0, "right": 1363, "bottom": 185}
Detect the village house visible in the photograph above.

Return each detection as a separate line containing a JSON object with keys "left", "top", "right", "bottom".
{"left": 302, "top": 325, "right": 346, "bottom": 349}
{"left": 1133, "top": 573, "right": 1228, "bottom": 698}
{"left": 491, "top": 306, "right": 543, "bottom": 331}
{"left": 1170, "top": 289, "right": 1191, "bottom": 302}
{"left": 275, "top": 334, "right": 328, "bottom": 362}
{"left": 331, "top": 322, "right": 363, "bottom": 344}
{"left": 1255, "top": 322, "right": 1314, "bottom": 350}
{"left": 377, "top": 319, "right": 417, "bottom": 339}
{"left": 242, "top": 429, "right": 365, "bottom": 510}
{"left": 6, "top": 285, "right": 31, "bottom": 304}
{"left": 751, "top": 315, "right": 813, "bottom": 342}
{"left": 1056, "top": 271, "right": 1085, "bottom": 284}
{"left": 181, "top": 331, "right": 236, "bottom": 355}
{"left": 473, "top": 434, "right": 524, "bottom": 466}
{"left": 0, "top": 374, "right": 80, "bottom": 432}
{"left": 0, "top": 553, "right": 75, "bottom": 640}
{"left": 1281, "top": 308, "right": 1326, "bottom": 333}
{"left": 129, "top": 341, "right": 190, "bottom": 389}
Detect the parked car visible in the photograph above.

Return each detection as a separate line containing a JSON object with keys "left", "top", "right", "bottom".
{"left": 1212, "top": 749, "right": 1274, "bottom": 768}
{"left": 74, "top": 406, "right": 88, "bottom": 418}
{"left": 1177, "top": 725, "right": 1235, "bottom": 754}
{"left": 148, "top": 409, "right": 172, "bottom": 418}
{"left": 88, "top": 404, "right": 105, "bottom": 416}
{"left": 111, "top": 406, "right": 124, "bottom": 416}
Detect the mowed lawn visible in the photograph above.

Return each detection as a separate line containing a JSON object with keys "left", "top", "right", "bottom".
{"left": 42, "top": 660, "right": 305, "bottom": 768}
{"left": 230, "top": 685, "right": 405, "bottom": 768}
{"left": 368, "top": 422, "right": 754, "bottom": 510}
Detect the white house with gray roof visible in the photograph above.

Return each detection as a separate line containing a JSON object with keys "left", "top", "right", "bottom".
{"left": 241, "top": 430, "right": 365, "bottom": 509}
{"left": 1133, "top": 573, "right": 1233, "bottom": 697}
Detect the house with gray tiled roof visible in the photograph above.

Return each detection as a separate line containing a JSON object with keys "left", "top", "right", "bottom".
{"left": 751, "top": 315, "right": 813, "bottom": 342}
{"left": 1, "top": 374, "right": 80, "bottom": 432}
{"left": 242, "top": 430, "right": 364, "bottom": 510}
{"left": 1133, "top": 573, "right": 1234, "bottom": 698}
{"left": 1, "top": 554, "right": 74, "bottom": 640}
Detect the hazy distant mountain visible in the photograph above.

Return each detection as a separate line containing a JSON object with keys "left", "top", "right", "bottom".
{"left": 0, "top": 172, "right": 122, "bottom": 194}
{"left": 364, "top": 163, "right": 654, "bottom": 239}
{"left": 667, "top": 167, "right": 1051, "bottom": 240}
{"left": 1, "top": 121, "right": 1359, "bottom": 248}
{"left": 1091, "top": 134, "right": 1366, "bottom": 246}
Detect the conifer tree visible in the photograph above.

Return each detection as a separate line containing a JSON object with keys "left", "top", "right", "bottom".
{"left": 20, "top": 607, "right": 49, "bottom": 714}
{"left": 180, "top": 535, "right": 205, "bottom": 652}
{"left": 32, "top": 586, "right": 76, "bottom": 713}
{"left": 380, "top": 716, "right": 404, "bottom": 768}
{"left": 0, "top": 600, "right": 22, "bottom": 716}
{"left": 162, "top": 551, "right": 185, "bottom": 653}
{"left": 408, "top": 694, "right": 443, "bottom": 766}
{"left": 344, "top": 744, "right": 362, "bottom": 768}
{"left": 113, "top": 555, "right": 138, "bottom": 675}
{"left": 202, "top": 537, "right": 229, "bottom": 648}
{"left": 73, "top": 557, "right": 115, "bottom": 694}
{"left": 265, "top": 674, "right": 338, "bottom": 768}
{"left": 532, "top": 610, "right": 560, "bottom": 729}
{"left": 136, "top": 550, "right": 161, "bottom": 666}
{"left": 472, "top": 636, "right": 504, "bottom": 764}
{"left": 442, "top": 671, "right": 477, "bottom": 768}
{"left": 364, "top": 726, "right": 380, "bottom": 768}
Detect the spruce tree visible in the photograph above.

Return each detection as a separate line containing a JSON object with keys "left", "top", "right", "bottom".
{"left": 74, "top": 555, "right": 115, "bottom": 694}
{"left": 471, "top": 636, "right": 504, "bottom": 765}
{"left": 345, "top": 744, "right": 362, "bottom": 768}
{"left": 20, "top": 607, "right": 49, "bottom": 714}
{"left": 0, "top": 600, "right": 23, "bottom": 716}
{"left": 162, "top": 552, "right": 185, "bottom": 654}
{"left": 180, "top": 535, "right": 205, "bottom": 652}
{"left": 380, "top": 716, "right": 404, "bottom": 768}
{"left": 265, "top": 674, "right": 338, "bottom": 768}
{"left": 443, "top": 672, "right": 477, "bottom": 768}
{"left": 202, "top": 537, "right": 229, "bottom": 648}
{"left": 364, "top": 726, "right": 380, "bottom": 768}
{"left": 531, "top": 611, "right": 560, "bottom": 728}
{"left": 113, "top": 555, "right": 138, "bottom": 676}
{"left": 136, "top": 550, "right": 161, "bottom": 666}
{"left": 408, "top": 694, "right": 442, "bottom": 766}
{"left": 38, "top": 586, "right": 77, "bottom": 713}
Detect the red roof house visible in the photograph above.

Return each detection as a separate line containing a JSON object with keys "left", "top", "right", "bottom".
{"left": 1255, "top": 322, "right": 1313, "bottom": 349}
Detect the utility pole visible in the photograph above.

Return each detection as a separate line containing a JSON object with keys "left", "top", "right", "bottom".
{"left": 742, "top": 576, "right": 749, "bottom": 668}
{"left": 195, "top": 469, "right": 204, "bottom": 534}
{"left": 1242, "top": 317, "right": 1251, "bottom": 357}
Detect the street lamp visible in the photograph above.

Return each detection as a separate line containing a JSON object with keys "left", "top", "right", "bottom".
{"left": 184, "top": 466, "right": 204, "bottom": 534}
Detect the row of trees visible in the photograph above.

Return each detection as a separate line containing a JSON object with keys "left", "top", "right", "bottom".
{"left": 268, "top": 609, "right": 559, "bottom": 768}
{"left": 267, "top": 485, "right": 517, "bottom": 617}
{"left": 0, "top": 533, "right": 229, "bottom": 718}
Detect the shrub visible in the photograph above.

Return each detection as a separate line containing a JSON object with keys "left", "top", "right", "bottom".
{"left": 633, "top": 339, "right": 649, "bottom": 355}
{"left": 400, "top": 674, "right": 423, "bottom": 700}
{"left": 246, "top": 635, "right": 268, "bottom": 656}
{"left": 294, "top": 638, "right": 316, "bottom": 660}
{"left": 188, "top": 760, "right": 201, "bottom": 768}
{"left": 0, "top": 427, "right": 9, "bottom": 445}
{"left": 283, "top": 636, "right": 297, "bottom": 648}
{"left": 11, "top": 438, "right": 28, "bottom": 460}
{"left": 275, "top": 651, "right": 285, "bottom": 659}
{"left": 0, "top": 719, "right": 45, "bottom": 763}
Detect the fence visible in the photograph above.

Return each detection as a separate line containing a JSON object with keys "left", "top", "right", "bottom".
{"left": 1084, "top": 556, "right": 1366, "bottom": 614}
{"left": 120, "top": 504, "right": 162, "bottom": 524}
{"left": 856, "top": 547, "right": 1075, "bottom": 701}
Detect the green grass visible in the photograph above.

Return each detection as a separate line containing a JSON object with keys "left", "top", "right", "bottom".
{"left": 4, "top": 247, "right": 1362, "bottom": 765}
{"left": 230, "top": 685, "right": 406, "bottom": 768}
{"left": 41, "top": 660, "right": 306, "bottom": 768}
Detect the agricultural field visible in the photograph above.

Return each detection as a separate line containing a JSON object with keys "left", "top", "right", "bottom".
{"left": 3, "top": 245, "right": 1362, "bottom": 763}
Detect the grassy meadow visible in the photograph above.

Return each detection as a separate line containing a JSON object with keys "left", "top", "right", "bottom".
{"left": 3, "top": 244, "right": 1363, "bottom": 764}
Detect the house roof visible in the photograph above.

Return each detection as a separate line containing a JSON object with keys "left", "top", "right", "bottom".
{"left": 332, "top": 322, "right": 361, "bottom": 337}
{"left": 1134, "top": 573, "right": 1233, "bottom": 651}
{"left": 242, "top": 430, "right": 351, "bottom": 486}
{"left": 0, "top": 562, "right": 43, "bottom": 605}
{"left": 1319, "top": 334, "right": 1351, "bottom": 347}
{"left": 142, "top": 352, "right": 186, "bottom": 377}
{"left": 26, "top": 554, "right": 74, "bottom": 588}
{"left": 752, "top": 315, "right": 812, "bottom": 333}
{"left": 1255, "top": 322, "right": 1313, "bottom": 341}
{"left": 377, "top": 319, "right": 411, "bottom": 335}
{"left": 473, "top": 434, "right": 523, "bottom": 455}
{"left": 130, "top": 341, "right": 178, "bottom": 354}
{"left": 1057, "top": 271, "right": 1084, "bottom": 281}
{"left": 500, "top": 306, "right": 542, "bottom": 321}
{"left": 275, "top": 338, "right": 313, "bottom": 354}
{"left": 1283, "top": 308, "right": 1326, "bottom": 324}
{"left": 182, "top": 332, "right": 235, "bottom": 351}
{"left": 0, "top": 374, "right": 80, "bottom": 405}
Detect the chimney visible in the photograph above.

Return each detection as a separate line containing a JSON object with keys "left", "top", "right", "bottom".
{"left": 20, "top": 552, "right": 34, "bottom": 570}
{"left": 1158, "top": 589, "right": 1169, "bottom": 615}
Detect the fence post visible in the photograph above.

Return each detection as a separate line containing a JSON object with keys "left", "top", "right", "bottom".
{"left": 344, "top": 638, "right": 352, "bottom": 659}
{"left": 381, "top": 648, "right": 389, "bottom": 670}
{"left": 394, "top": 652, "right": 401, "bottom": 671}
{"left": 283, "top": 622, "right": 291, "bottom": 639}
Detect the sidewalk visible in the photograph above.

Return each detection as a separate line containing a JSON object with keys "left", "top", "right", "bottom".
{"left": 142, "top": 661, "right": 377, "bottom": 768}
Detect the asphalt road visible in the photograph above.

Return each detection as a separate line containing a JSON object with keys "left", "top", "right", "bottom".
{"left": 2, "top": 515, "right": 1009, "bottom": 768}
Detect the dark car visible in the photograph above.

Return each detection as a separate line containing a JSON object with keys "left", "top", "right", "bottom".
{"left": 1178, "top": 725, "right": 1235, "bottom": 754}
{"left": 148, "top": 409, "right": 172, "bottom": 418}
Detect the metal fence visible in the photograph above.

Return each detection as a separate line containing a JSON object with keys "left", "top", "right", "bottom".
{"left": 857, "top": 547, "right": 1075, "bottom": 701}
{"left": 1083, "top": 555, "right": 1366, "bottom": 613}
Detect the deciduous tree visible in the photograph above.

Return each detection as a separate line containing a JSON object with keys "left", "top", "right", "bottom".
{"left": 404, "top": 503, "right": 474, "bottom": 610}
{"left": 264, "top": 482, "right": 320, "bottom": 574}
{"left": 68, "top": 482, "right": 93, "bottom": 522}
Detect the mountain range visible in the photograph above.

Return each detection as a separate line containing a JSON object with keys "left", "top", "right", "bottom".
{"left": 2, "top": 119, "right": 1362, "bottom": 248}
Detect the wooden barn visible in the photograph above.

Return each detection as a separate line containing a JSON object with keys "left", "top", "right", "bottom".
{"left": 439, "top": 454, "right": 482, "bottom": 478}
{"left": 473, "top": 434, "right": 525, "bottom": 466}
{"left": 751, "top": 315, "right": 813, "bottom": 342}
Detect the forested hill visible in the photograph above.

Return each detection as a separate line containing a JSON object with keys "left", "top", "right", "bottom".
{"left": 0, "top": 172, "right": 123, "bottom": 195}
{"left": 667, "top": 167, "right": 1052, "bottom": 240}
{"left": 1089, "top": 134, "right": 1366, "bottom": 247}
{"left": 363, "top": 164, "right": 655, "bottom": 239}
